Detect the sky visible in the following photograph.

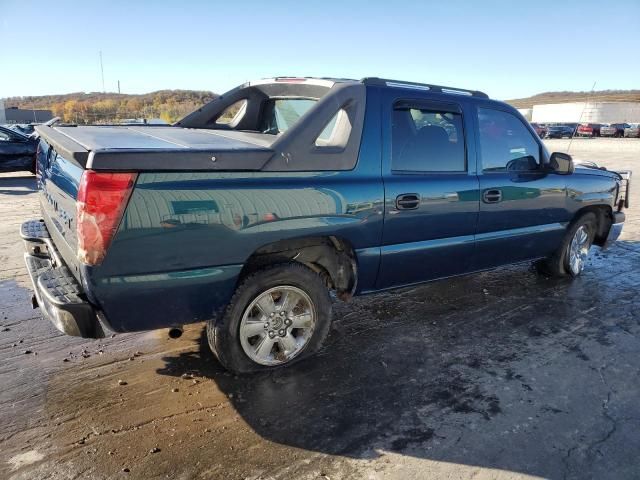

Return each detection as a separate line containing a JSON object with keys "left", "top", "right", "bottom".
{"left": 1, "top": 0, "right": 638, "bottom": 100}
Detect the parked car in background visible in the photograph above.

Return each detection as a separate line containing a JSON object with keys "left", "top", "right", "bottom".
{"left": 601, "top": 123, "right": 630, "bottom": 138}
{"left": 545, "top": 125, "right": 574, "bottom": 139}
{"left": 565, "top": 123, "right": 579, "bottom": 134}
{"left": 0, "top": 125, "right": 38, "bottom": 173}
{"left": 7, "top": 124, "right": 37, "bottom": 136}
{"left": 576, "top": 123, "right": 602, "bottom": 137}
{"left": 624, "top": 124, "right": 640, "bottom": 138}
{"left": 530, "top": 122, "right": 547, "bottom": 138}
{"left": 21, "top": 77, "right": 633, "bottom": 374}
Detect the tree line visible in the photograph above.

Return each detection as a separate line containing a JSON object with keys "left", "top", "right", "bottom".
{"left": 508, "top": 90, "right": 640, "bottom": 109}
{"left": 4, "top": 90, "right": 217, "bottom": 124}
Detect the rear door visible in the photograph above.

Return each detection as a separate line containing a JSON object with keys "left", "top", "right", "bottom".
{"left": 473, "top": 106, "right": 569, "bottom": 269}
{"left": 377, "top": 91, "right": 480, "bottom": 289}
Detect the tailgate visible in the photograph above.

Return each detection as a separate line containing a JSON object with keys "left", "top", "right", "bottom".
{"left": 36, "top": 136, "right": 85, "bottom": 280}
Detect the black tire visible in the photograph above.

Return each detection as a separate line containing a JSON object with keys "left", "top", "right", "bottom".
{"left": 536, "top": 212, "right": 597, "bottom": 278}
{"left": 207, "top": 262, "right": 332, "bottom": 374}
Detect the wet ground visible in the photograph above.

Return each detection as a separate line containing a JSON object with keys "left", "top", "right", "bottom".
{"left": 1, "top": 138, "right": 639, "bottom": 479}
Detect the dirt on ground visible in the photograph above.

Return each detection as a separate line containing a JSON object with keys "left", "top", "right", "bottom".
{"left": 1, "top": 138, "right": 639, "bottom": 479}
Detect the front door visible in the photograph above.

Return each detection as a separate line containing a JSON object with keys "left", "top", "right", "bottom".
{"left": 474, "top": 106, "right": 569, "bottom": 269}
{"left": 377, "top": 95, "right": 479, "bottom": 289}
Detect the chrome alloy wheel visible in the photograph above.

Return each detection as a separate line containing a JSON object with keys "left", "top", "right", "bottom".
{"left": 239, "top": 286, "right": 316, "bottom": 366}
{"left": 568, "top": 225, "right": 590, "bottom": 275}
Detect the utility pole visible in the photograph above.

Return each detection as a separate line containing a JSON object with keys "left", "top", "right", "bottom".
{"left": 99, "top": 51, "right": 105, "bottom": 93}
{"left": 117, "top": 80, "right": 121, "bottom": 94}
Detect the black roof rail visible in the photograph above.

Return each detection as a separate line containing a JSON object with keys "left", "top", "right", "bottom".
{"left": 362, "top": 77, "right": 489, "bottom": 99}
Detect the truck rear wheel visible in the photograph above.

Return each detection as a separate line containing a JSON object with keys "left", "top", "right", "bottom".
{"left": 207, "top": 263, "right": 332, "bottom": 374}
{"left": 536, "top": 212, "right": 597, "bottom": 278}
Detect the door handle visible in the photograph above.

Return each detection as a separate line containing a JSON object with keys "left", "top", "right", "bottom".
{"left": 396, "top": 193, "right": 420, "bottom": 210}
{"left": 482, "top": 189, "right": 503, "bottom": 203}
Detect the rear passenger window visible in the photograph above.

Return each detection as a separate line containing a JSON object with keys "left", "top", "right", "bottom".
{"left": 478, "top": 108, "right": 540, "bottom": 172}
{"left": 392, "top": 105, "right": 465, "bottom": 172}
{"left": 315, "top": 108, "right": 352, "bottom": 148}
{"left": 215, "top": 99, "right": 247, "bottom": 126}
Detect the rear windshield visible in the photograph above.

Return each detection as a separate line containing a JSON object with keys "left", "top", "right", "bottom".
{"left": 260, "top": 98, "right": 317, "bottom": 134}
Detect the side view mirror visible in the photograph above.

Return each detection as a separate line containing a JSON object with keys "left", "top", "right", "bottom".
{"left": 548, "top": 152, "right": 574, "bottom": 175}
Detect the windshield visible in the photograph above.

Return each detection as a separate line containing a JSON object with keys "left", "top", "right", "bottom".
{"left": 261, "top": 98, "right": 317, "bottom": 134}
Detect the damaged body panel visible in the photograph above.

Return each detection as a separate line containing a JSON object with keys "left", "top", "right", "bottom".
{"left": 0, "top": 126, "right": 37, "bottom": 173}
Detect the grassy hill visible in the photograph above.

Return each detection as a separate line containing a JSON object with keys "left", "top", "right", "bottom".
{"left": 3, "top": 90, "right": 217, "bottom": 124}
{"left": 507, "top": 90, "right": 640, "bottom": 109}
{"left": 7, "top": 88, "right": 639, "bottom": 123}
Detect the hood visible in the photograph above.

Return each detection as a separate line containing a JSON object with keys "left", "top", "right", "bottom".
{"left": 574, "top": 163, "right": 620, "bottom": 179}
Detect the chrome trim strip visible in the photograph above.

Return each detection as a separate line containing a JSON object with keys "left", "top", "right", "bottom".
{"left": 385, "top": 81, "right": 431, "bottom": 91}
{"left": 475, "top": 223, "right": 565, "bottom": 242}
{"left": 382, "top": 223, "right": 566, "bottom": 254}
{"left": 381, "top": 234, "right": 475, "bottom": 255}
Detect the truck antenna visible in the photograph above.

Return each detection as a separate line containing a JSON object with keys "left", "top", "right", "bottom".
{"left": 99, "top": 51, "right": 106, "bottom": 93}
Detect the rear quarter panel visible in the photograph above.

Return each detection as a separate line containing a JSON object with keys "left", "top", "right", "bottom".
{"left": 88, "top": 171, "right": 384, "bottom": 331}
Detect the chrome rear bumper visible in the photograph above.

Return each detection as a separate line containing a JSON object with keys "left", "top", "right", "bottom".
{"left": 21, "top": 219, "right": 107, "bottom": 338}
{"left": 602, "top": 212, "right": 625, "bottom": 249}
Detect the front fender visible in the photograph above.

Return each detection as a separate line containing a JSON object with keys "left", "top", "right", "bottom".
{"left": 567, "top": 173, "right": 618, "bottom": 212}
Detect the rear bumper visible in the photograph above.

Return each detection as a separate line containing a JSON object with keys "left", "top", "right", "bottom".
{"left": 602, "top": 212, "right": 625, "bottom": 249}
{"left": 21, "top": 219, "right": 107, "bottom": 338}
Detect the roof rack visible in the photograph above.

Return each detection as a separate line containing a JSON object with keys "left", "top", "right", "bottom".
{"left": 362, "top": 77, "right": 489, "bottom": 99}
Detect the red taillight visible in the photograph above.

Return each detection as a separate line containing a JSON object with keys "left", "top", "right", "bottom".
{"left": 76, "top": 171, "right": 137, "bottom": 266}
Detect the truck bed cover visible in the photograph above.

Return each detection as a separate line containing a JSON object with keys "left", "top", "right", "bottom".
{"left": 35, "top": 125, "right": 276, "bottom": 171}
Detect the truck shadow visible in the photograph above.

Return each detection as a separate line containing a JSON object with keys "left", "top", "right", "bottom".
{"left": 156, "top": 240, "right": 640, "bottom": 477}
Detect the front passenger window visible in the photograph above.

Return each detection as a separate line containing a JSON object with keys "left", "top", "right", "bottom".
{"left": 478, "top": 108, "right": 540, "bottom": 172}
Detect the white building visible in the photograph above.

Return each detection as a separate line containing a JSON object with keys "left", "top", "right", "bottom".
{"left": 531, "top": 102, "right": 640, "bottom": 124}
{"left": 517, "top": 108, "right": 532, "bottom": 121}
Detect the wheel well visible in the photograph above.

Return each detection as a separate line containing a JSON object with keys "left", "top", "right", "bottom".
{"left": 572, "top": 205, "right": 613, "bottom": 246}
{"left": 239, "top": 236, "right": 358, "bottom": 300}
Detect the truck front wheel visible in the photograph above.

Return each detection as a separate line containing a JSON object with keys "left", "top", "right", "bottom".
{"left": 536, "top": 212, "right": 597, "bottom": 277}
{"left": 207, "top": 263, "right": 332, "bottom": 374}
